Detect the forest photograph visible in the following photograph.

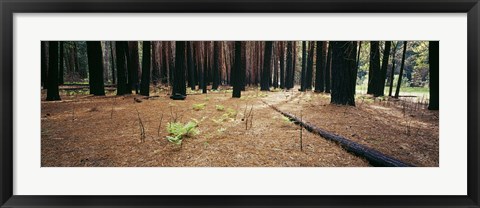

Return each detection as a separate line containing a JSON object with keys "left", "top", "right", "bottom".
{"left": 41, "top": 41, "right": 439, "bottom": 167}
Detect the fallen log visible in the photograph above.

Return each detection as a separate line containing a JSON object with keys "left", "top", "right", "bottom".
{"left": 264, "top": 101, "right": 415, "bottom": 167}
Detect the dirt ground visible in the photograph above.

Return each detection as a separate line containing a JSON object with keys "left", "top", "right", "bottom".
{"left": 41, "top": 85, "right": 438, "bottom": 167}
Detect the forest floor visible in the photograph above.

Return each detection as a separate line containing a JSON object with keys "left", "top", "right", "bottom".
{"left": 41, "top": 86, "right": 438, "bottom": 167}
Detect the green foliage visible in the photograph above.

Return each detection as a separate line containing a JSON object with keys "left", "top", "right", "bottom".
{"left": 281, "top": 115, "right": 292, "bottom": 124}
{"left": 165, "top": 121, "right": 199, "bottom": 145}
{"left": 225, "top": 108, "right": 237, "bottom": 119}
{"left": 192, "top": 103, "right": 206, "bottom": 111}
{"left": 215, "top": 105, "right": 225, "bottom": 111}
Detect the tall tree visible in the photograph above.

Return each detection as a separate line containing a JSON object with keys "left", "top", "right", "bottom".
{"left": 46, "top": 41, "right": 61, "bottom": 101}
{"left": 305, "top": 41, "right": 315, "bottom": 90}
{"left": 187, "top": 41, "right": 196, "bottom": 90}
{"left": 212, "top": 41, "right": 221, "bottom": 90}
{"left": 171, "top": 41, "right": 186, "bottom": 99}
{"left": 41, "top": 42, "right": 48, "bottom": 88}
{"left": 109, "top": 42, "right": 116, "bottom": 84}
{"left": 428, "top": 41, "right": 439, "bottom": 110}
{"left": 394, "top": 41, "right": 408, "bottom": 98}
{"left": 279, "top": 41, "right": 286, "bottom": 89}
{"left": 300, "top": 41, "right": 307, "bottom": 91}
{"left": 375, "top": 41, "right": 391, "bottom": 97}
{"left": 315, "top": 41, "right": 326, "bottom": 92}
{"left": 232, "top": 41, "right": 242, "bottom": 98}
{"left": 367, "top": 41, "right": 380, "bottom": 94}
{"left": 388, "top": 42, "right": 398, "bottom": 97}
{"left": 202, "top": 41, "right": 209, "bottom": 94}
{"left": 59, "top": 41, "right": 65, "bottom": 85}
{"left": 273, "top": 42, "right": 279, "bottom": 88}
{"left": 126, "top": 41, "right": 140, "bottom": 94}
{"left": 285, "top": 41, "right": 293, "bottom": 89}
{"left": 115, "top": 41, "right": 127, "bottom": 95}
{"left": 140, "top": 41, "right": 151, "bottom": 96}
{"left": 86, "top": 41, "right": 105, "bottom": 96}
{"left": 325, "top": 41, "right": 332, "bottom": 93}
{"left": 330, "top": 41, "right": 357, "bottom": 106}
{"left": 261, "top": 41, "right": 273, "bottom": 91}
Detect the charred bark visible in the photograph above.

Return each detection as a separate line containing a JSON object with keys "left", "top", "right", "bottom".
{"left": 428, "top": 41, "right": 439, "bottom": 110}
{"left": 46, "top": 41, "right": 61, "bottom": 101}
{"left": 140, "top": 41, "right": 151, "bottom": 96}
{"left": 86, "top": 41, "right": 105, "bottom": 96}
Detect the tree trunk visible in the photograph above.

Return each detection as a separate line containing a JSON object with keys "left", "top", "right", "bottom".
{"left": 171, "top": 41, "right": 187, "bottom": 99}
{"left": 86, "top": 41, "right": 105, "bottom": 96}
{"left": 315, "top": 41, "right": 326, "bottom": 92}
{"left": 305, "top": 41, "right": 315, "bottom": 90}
{"left": 41, "top": 42, "right": 48, "bottom": 88}
{"left": 115, "top": 41, "right": 127, "bottom": 95}
{"left": 232, "top": 41, "right": 242, "bottom": 98}
{"left": 109, "top": 42, "right": 116, "bottom": 84}
{"left": 261, "top": 41, "right": 273, "bottom": 91}
{"left": 325, "top": 41, "right": 332, "bottom": 93}
{"left": 375, "top": 41, "right": 391, "bottom": 97}
{"left": 187, "top": 41, "right": 196, "bottom": 90}
{"left": 300, "top": 41, "right": 307, "bottom": 91}
{"left": 279, "top": 41, "right": 285, "bottom": 89}
{"left": 367, "top": 41, "right": 380, "bottom": 94}
{"left": 73, "top": 42, "right": 81, "bottom": 79}
{"left": 428, "top": 41, "right": 439, "bottom": 110}
{"left": 241, "top": 41, "right": 247, "bottom": 91}
{"left": 202, "top": 42, "right": 209, "bottom": 94}
{"left": 140, "top": 41, "right": 151, "bottom": 96}
{"left": 46, "top": 41, "right": 61, "bottom": 101}
{"left": 273, "top": 42, "right": 279, "bottom": 89}
{"left": 213, "top": 41, "right": 221, "bottom": 90}
{"left": 59, "top": 41, "right": 64, "bottom": 85}
{"left": 388, "top": 42, "right": 398, "bottom": 97}
{"left": 330, "top": 41, "right": 357, "bottom": 106}
{"left": 126, "top": 41, "right": 140, "bottom": 94}
{"left": 394, "top": 41, "right": 408, "bottom": 98}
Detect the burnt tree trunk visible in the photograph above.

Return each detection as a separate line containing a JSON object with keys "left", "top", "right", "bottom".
{"left": 109, "top": 42, "right": 116, "bottom": 85}
{"left": 59, "top": 41, "right": 64, "bottom": 85}
{"left": 46, "top": 41, "right": 61, "bottom": 101}
{"left": 325, "top": 41, "right": 332, "bottom": 93}
{"left": 394, "top": 41, "right": 408, "bottom": 98}
{"left": 140, "top": 41, "right": 151, "bottom": 96}
{"left": 428, "top": 41, "right": 439, "bottom": 110}
{"left": 285, "top": 41, "right": 293, "bottom": 89}
{"left": 315, "top": 41, "right": 326, "bottom": 92}
{"left": 279, "top": 41, "right": 286, "bottom": 89}
{"left": 187, "top": 41, "right": 196, "bottom": 90}
{"left": 306, "top": 41, "right": 315, "bottom": 90}
{"left": 300, "top": 41, "right": 307, "bottom": 91}
{"left": 388, "top": 42, "right": 398, "bottom": 97}
{"left": 367, "top": 41, "right": 380, "bottom": 95}
{"left": 126, "top": 41, "right": 140, "bottom": 94}
{"left": 261, "top": 41, "right": 273, "bottom": 91}
{"left": 330, "top": 41, "right": 357, "bottom": 106}
{"left": 171, "top": 41, "right": 186, "bottom": 99}
{"left": 115, "top": 41, "right": 127, "bottom": 95}
{"left": 232, "top": 41, "right": 242, "bottom": 98}
{"left": 41, "top": 42, "right": 48, "bottom": 88}
{"left": 375, "top": 41, "right": 391, "bottom": 97}
{"left": 86, "top": 41, "right": 105, "bottom": 96}
{"left": 213, "top": 41, "right": 222, "bottom": 90}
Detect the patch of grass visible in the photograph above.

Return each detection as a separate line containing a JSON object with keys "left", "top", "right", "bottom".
{"left": 165, "top": 120, "right": 199, "bottom": 145}
{"left": 192, "top": 103, "right": 206, "bottom": 111}
{"left": 224, "top": 108, "right": 237, "bottom": 119}
{"left": 217, "top": 127, "right": 226, "bottom": 133}
{"left": 215, "top": 105, "right": 225, "bottom": 111}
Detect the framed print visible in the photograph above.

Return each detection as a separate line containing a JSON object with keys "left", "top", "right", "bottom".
{"left": 1, "top": 0, "right": 479, "bottom": 207}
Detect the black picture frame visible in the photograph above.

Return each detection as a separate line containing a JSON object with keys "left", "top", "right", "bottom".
{"left": 1, "top": 0, "right": 479, "bottom": 207}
